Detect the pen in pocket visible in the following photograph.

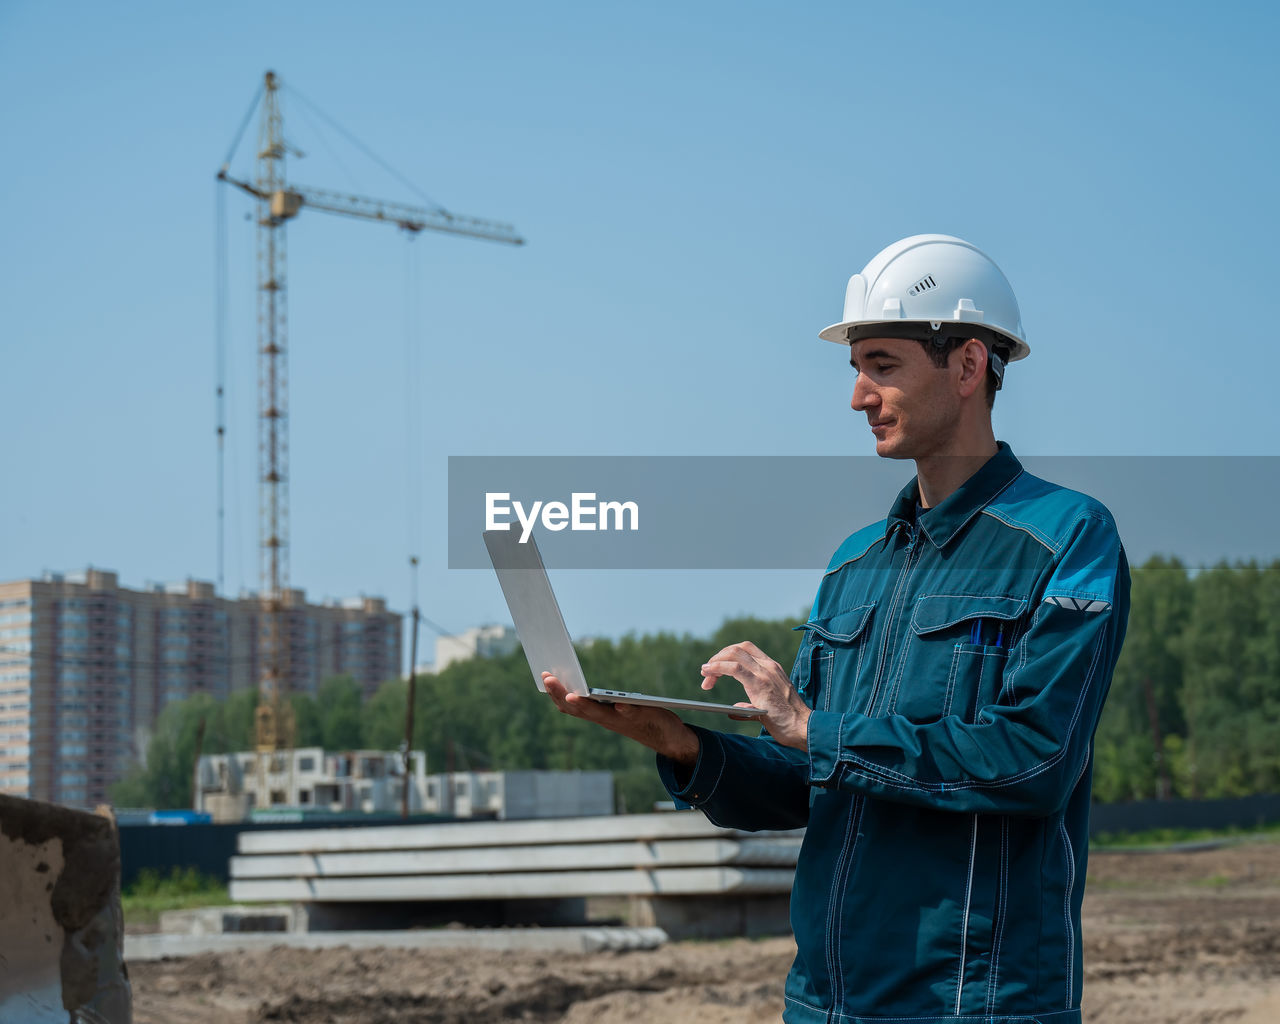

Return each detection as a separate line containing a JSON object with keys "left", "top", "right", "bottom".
{"left": 970, "top": 619, "right": 1008, "bottom": 647}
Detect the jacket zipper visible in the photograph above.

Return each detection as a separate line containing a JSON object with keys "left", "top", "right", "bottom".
{"left": 824, "top": 524, "right": 915, "bottom": 1020}
{"left": 862, "top": 522, "right": 921, "bottom": 716}
{"left": 824, "top": 792, "right": 863, "bottom": 1021}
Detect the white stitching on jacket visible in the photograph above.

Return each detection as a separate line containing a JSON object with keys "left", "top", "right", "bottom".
{"left": 954, "top": 815, "right": 978, "bottom": 1015}
{"left": 838, "top": 622, "right": 1108, "bottom": 796}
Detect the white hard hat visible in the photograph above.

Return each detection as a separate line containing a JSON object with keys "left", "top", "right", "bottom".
{"left": 819, "top": 234, "right": 1029, "bottom": 379}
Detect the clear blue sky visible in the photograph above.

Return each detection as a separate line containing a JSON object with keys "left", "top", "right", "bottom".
{"left": 2, "top": 1, "right": 1277, "bottom": 666}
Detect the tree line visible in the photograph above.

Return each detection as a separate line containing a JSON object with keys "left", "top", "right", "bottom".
{"left": 1093, "top": 556, "right": 1280, "bottom": 802}
{"left": 113, "top": 557, "right": 1280, "bottom": 812}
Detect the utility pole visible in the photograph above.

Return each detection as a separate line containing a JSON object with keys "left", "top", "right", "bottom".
{"left": 401, "top": 556, "right": 421, "bottom": 819}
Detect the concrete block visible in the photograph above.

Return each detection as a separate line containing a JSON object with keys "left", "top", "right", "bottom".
{"left": 630, "top": 894, "right": 794, "bottom": 940}
{"left": 123, "top": 925, "right": 669, "bottom": 961}
{"left": 295, "top": 897, "right": 588, "bottom": 931}
{"left": 0, "top": 794, "right": 130, "bottom": 1023}
{"left": 158, "top": 904, "right": 295, "bottom": 935}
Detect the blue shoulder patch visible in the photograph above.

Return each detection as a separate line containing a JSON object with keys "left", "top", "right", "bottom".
{"left": 824, "top": 520, "right": 889, "bottom": 575}
{"left": 983, "top": 472, "right": 1114, "bottom": 551}
{"left": 986, "top": 472, "right": 1122, "bottom": 608}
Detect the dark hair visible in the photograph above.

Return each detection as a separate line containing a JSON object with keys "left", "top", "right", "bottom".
{"left": 916, "top": 337, "right": 1002, "bottom": 410}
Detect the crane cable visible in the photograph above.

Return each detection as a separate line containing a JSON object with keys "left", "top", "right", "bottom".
{"left": 215, "top": 75, "right": 263, "bottom": 596}
{"left": 284, "top": 82, "right": 451, "bottom": 216}
{"left": 215, "top": 182, "right": 227, "bottom": 595}
{"left": 220, "top": 79, "right": 264, "bottom": 172}
{"left": 404, "top": 236, "right": 424, "bottom": 585}
{"left": 397, "top": 240, "right": 461, "bottom": 657}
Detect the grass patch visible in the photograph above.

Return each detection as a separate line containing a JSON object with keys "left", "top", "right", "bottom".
{"left": 1090, "top": 821, "right": 1280, "bottom": 850}
{"left": 1191, "top": 873, "right": 1235, "bottom": 888}
{"left": 121, "top": 867, "right": 229, "bottom": 926}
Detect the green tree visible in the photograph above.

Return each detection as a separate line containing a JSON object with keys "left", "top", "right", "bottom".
{"left": 111, "top": 693, "right": 223, "bottom": 808}
{"left": 1177, "top": 562, "right": 1262, "bottom": 797}
{"left": 1094, "top": 556, "right": 1192, "bottom": 801}
{"left": 361, "top": 678, "right": 409, "bottom": 751}
{"left": 317, "top": 675, "right": 363, "bottom": 750}
{"left": 1241, "top": 560, "right": 1280, "bottom": 792}
{"left": 289, "top": 692, "right": 323, "bottom": 748}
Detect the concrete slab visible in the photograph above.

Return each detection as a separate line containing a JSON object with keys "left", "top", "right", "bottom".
{"left": 231, "top": 836, "right": 803, "bottom": 879}
{"left": 236, "top": 811, "right": 803, "bottom": 855}
{"left": 230, "top": 866, "right": 796, "bottom": 903}
{"left": 124, "top": 925, "right": 669, "bottom": 960}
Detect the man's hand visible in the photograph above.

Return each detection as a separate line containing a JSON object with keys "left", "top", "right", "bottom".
{"left": 700, "top": 641, "right": 811, "bottom": 751}
{"left": 541, "top": 673, "right": 701, "bottom": 766}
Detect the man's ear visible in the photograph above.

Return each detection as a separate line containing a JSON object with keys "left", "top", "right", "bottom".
{"left": 954, "top": 338, "right": 989, "bottom": 399}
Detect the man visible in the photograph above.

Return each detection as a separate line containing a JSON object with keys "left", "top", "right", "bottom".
{"left": 544, "top": 234, "right": 1129, "bottom": 1024}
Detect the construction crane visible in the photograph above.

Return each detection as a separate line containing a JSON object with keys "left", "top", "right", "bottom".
{"left": 217, "top": 71, "right": 523, "bottom": 794}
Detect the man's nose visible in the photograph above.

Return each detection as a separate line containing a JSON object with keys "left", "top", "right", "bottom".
{"left": 851, "top": 373, "right": 878, "bottom": 412}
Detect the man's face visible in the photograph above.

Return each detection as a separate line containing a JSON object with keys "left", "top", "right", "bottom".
{"left": 848, "top": 337, "right": 962, "bottom": 459}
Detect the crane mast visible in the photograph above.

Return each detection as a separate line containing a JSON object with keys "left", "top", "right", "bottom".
{"left": 217, "top": 70, "right": 523, "bottom": 802}
{"left": 254, "top": 71, "right": 292, "bottom": 763}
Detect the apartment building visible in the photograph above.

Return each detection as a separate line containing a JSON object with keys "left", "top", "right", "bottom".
{"left": 430, "top": 624, "right": 519, "bottom": 673}
{"left": 0, "top": 568, "right": 400, "bottom": 807}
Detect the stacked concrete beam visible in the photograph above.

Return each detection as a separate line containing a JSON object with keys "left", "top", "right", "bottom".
{"left": 230, "top": 811, "right": 803, "bottom": 938}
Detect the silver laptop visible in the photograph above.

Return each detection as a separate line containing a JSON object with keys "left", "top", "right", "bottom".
{"left": 482, "top": 529, "right": 765, "bottom": 719}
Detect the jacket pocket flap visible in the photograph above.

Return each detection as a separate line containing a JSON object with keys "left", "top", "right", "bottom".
{"left": 797, "top": 603, "right": 875, "bottom": 644}
{"left": 911, "top": 594, "right": 1027, "bottom": 635}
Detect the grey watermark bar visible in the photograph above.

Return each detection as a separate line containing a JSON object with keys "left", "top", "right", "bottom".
{"left": 448, "top": 456, "right": 1280, "bottom": 570}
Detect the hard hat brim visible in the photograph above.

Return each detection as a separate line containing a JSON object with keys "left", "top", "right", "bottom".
{"left": 818, "top": 320, "right": 1030, "bottom": 361}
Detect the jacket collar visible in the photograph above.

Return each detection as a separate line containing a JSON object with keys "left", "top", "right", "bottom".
{"left": 885, "top": 442, "right": 1024, "bottom": 549}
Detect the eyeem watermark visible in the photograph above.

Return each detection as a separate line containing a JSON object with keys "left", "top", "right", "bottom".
{"left": 485, "top": 491, "right": 639, "bottom": 543}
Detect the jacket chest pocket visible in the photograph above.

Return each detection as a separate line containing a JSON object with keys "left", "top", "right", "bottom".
{"left": 794, "top": 603, "right": 875, "bottom": 713}
{"left": 890, "top": 594, "right": 1026, "bottom": 724}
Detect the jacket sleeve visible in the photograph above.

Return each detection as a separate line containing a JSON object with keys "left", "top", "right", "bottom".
{"left": 654, "top": 633, "right": 815, "bottom": 831}
{"left": 808, "top": 513, "right": 1131, "bottom": 817}
{"left": 655, "top": 725, "right": 811, "bottom": 831}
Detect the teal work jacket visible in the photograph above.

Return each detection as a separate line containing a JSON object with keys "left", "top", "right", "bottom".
{"left": 658, "top": 444, "right": 1130, "bottom": 1024}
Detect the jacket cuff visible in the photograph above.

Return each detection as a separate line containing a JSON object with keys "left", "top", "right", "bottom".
{"left": 807, "top": 710, "right": 842, "bottom": 787}
{"left": 655, "top": 725, "right": 724, "bottom": 807}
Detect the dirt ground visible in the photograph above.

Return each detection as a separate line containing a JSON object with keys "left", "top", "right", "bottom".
{"left": 129, "top": 839, "right": 1280, "bottom": 1024}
